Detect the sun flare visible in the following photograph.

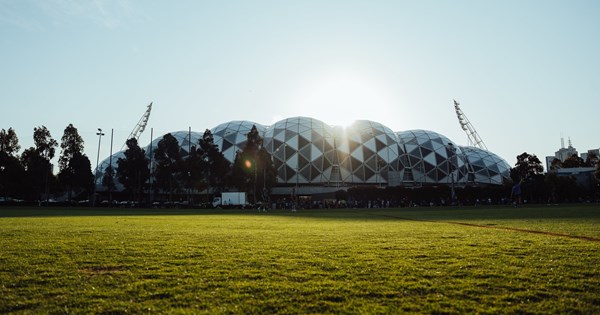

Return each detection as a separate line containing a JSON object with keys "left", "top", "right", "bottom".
{"left": 291, "top": 71, "right": 394, "bottom": 127}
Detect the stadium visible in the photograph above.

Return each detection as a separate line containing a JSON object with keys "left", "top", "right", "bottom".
{"left": 96, "top": 116, "right": 511, "bottom": 196}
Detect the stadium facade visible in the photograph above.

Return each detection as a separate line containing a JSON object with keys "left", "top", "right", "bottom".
{"left": 96, "top": 117, "right": 510, "bottom": 192}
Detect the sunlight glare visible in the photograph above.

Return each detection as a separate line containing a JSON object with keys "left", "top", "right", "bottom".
{"left": 291, "top": 71, "right": 394, "bottom": 127}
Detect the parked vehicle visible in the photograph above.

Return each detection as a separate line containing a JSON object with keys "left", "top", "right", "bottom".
{"left": 212, "top": 192, "right": 249, "bottom": 208}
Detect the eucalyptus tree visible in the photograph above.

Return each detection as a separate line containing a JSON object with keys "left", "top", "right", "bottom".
{"left": 197, "top": 129, "right": 230, "bottom": 195}
{"left": 33, "top": 126, "right": 58, "bottom": 161}
{"left": 153, "top": 133, "right": 183, "bottom": 201}
{"left": 186, "top": 143, "right": 206, "bottom": 196}
{"left": 510, "top": 152, "right": 544, "bottom": 182}
{"left": 562, "top": 154, "right": 585, "bottom": 168}
{"left": 58, "top": 124, "right": 93, "bottom": 200}
{"left": 230, "top": 125, "right": 276, "bottom": 202}
{"left": 0, "top": 128, "right": 25, "bottom": 199}
{"left": 585, "top": 153, "right": 598, "bottom": 168}
{"left": 117, "top": 138, "right": 149, "bottom": 202}
{"left": 101, "top": 165, "right": 116, "bottom": 193}
{"left": 510, "top": 152, "right": 545, "bottom": 203}
{"left": 21, "top": 126, "right": 58, "bottom": 201}
{"left": 0, "top": 128, "right": 20, "bottom": 156}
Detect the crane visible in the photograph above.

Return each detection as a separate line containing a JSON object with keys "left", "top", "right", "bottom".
{"left": 121, "top": 102, "right": 152, "bottom": 151}
{"left": 453, "top": 100, "right": 488, "bottom": 150}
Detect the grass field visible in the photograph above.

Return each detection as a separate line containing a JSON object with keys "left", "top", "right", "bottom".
{"left": 0, "top": 205, "right": 599, "bottom": 314}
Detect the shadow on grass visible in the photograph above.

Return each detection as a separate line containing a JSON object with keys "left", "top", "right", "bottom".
{"left": 2, "top": 205, "right": 600, "bottom": 242}
{"left": 1, "top": 204, "right": 599, "bottom": 221}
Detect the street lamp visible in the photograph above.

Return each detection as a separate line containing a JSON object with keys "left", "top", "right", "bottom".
{"left": 93, "top": 128, "right": 104, "bottom": 207}
{"left": 446, "top": 143, "right": 456, "bottom": 204}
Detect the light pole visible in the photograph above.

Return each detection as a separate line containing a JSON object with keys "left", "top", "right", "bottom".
{"left": 446, "top": 143, "right": 456, "bottom": 204}
{"left": 108, "top": 129, "right": 113, "bottom": 205}
{"left": 93, "top": 128, "right": 105, "bottom": 207}
{"left": 262, "top": 160, "right": 267, "bottom": 202}
{"left": 375, "top": 157, "right": 379, "bottom": 188}
{"left": 42, "top": 163, "right": 53, "bottom": 204}
{"left": 254, "top": 158, "right": 257, "bottom": 205}
{"left": 188, "top": 127, "right": 192, "bottom": 206}
{"left": 295, "top": 165, "right": 299, "bottom": 201}
{"left": 0, "top": 166, "right": 5, "bottom": 200}
{"left": 376, "top": 156, "right": 384, "bottom": 188}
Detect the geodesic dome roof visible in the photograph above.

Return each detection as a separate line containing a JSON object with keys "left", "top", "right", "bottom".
{"left": 211, "top": 121, "right": 266, "bottom": 163}
{"left": 460, "top": 146, "right": 511, "bottom": 185}
{"left": 144, "top": 130, "right": 203, "bottom": 158}
{"left": 95, "top": 150, "right": 126, "bottom": 188}
{"left": 336, "top": 120, "right": 403, "bottom": 184}
{"left": 95, "top": 116, "right": 512, "bottom": 191}
{"left": 397, "top": 130, "right": 469, "bottom": 184}
{"left": 95, "top": 130, "right": 203, "bottom": 187}
{"left": 263, "top": 117, "right": 336, "bottom": 184}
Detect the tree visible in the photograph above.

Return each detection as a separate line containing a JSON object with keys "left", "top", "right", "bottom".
{"left": 187, "top": 143, "right": 207, "bottom": 196}
{"left": 21, "top": 126, "right": 58, "bottom": 201}
{"left": 0, "top": 128, "right": 25, "bottom": 199}
{"left": 255, "top": 147, "right": 277, "bottom": 201}
{"left": 66, "top": 152, "right": 94, "bottom": 200}
{"left": 101, "top": 165, "right": 116, "bottom": 194}
{"left": 509, "top": 152, "right": 545, "bottom": 203}
{"left": 544, "top": 172, "right": 581, "bottom": 203}
{"left": 0, "top": 155, "right": 24, "bottom": 200}
{"left": 58, "top": 124, "right": 84, "bottom": 171}
{"left": 0, "top": 128, "right": 21, "bottom": 156}
{"left": 117, "top": 138, "right": 149, "bottom": 202}
{"left": 510, "top": 152, "right": 544, "bottom": 182}
{"left": 562, "top": 154, "right": 585, "bottom": 168}
{"left": 549, "top": 158, "right": 562, "bottom": 171}
{"left": 208, "top": 144, "right": 231, "bottom": 192}
{"left": 596, "top": 159, "right": 600, "bottom": 182}
{"left": 197, "top": 129, "right": 230, "bottom": 194}
{"left": 58, "top": 124, "right": 91, "bottom": 201}
{"left": 585, "top": 153, "right": 598, "bottom": 168}
{"left": 153, "top": 133, "right": 183, "bottom": 201}
{"left": 231, "top": 126, "right": 261, "bottom": 197}
{"left": 33, "top": 126, "right": 58, "bottom": 161}
{"left": 230, "top": 125, "right": 276, "bottom": 202}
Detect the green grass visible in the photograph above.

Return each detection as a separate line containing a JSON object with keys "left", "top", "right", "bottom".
{"left": 0, "top": 205, "right": 599, "bottom": 314}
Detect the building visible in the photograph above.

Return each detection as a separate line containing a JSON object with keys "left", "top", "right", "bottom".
{"left": 556, "top": 138, "right": 578, "bottom": 162}
{"left": 95, "top": 116, "right": 511, "bottom": 194}
{"left": 547, "top": 137, "right": 578, "bottom": 171}
{"left": 546, "top": 137, "right": 599, "bottom": 171}
{"left": 581, "top": 149, "right": 599, "bottom": 163}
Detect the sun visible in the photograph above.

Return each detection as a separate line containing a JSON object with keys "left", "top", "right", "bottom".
{"left": 291, "top": 70, "right": 393, "bottom": 127}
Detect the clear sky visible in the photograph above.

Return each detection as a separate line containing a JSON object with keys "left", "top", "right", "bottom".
{"left": 1, "top": 0, "right": 599, "bottom": 170}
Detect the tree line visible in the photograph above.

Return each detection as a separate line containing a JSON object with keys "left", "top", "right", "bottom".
{"left": 0, "top": 125, "right": 92, "bottom": 202}
{"left": 0, "top": 125, "right": 277, "bottom": 205}
{"left": 1, "top": 125, "right": 599, "bottom": 205}
{"left": 508, "top": 152, "right": 600, "bottom": 203}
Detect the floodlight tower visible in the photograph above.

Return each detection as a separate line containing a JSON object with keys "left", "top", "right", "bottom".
{"left": 453, "top": 100, "right": 488, "bottom": 150}
{"left": 121, "top": 102, "right": 153, "bottom": 150}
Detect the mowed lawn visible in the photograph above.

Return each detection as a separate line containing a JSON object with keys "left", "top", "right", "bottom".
{"left": 0, "top": 205, "right": 599, "bottom": 314}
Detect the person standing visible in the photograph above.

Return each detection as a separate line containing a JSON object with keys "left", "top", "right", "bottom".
{"left": 511, "top": 179, "right": 523, "bottom": 206}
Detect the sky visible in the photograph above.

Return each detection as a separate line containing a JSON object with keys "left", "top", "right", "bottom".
{"left": 1, "top": 0, "right": 599, "bottom": 171}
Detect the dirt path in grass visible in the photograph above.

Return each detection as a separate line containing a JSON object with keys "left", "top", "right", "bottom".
{"left": 443, "top": 220, "right": 600, "bottom": 242}
{"left": 362, "top": 212, "right": 600, "bottom": 242}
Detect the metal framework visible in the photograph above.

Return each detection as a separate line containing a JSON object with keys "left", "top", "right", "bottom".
{"left": 121, "top": 102, "right": 152, "bottom": 150}
{"left": 453, "top": 100, "right": 488, "bottom": 150}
